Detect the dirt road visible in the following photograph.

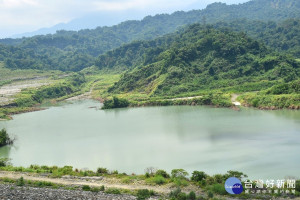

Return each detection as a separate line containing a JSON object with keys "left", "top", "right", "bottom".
{"left": 0, "top": 171, "right": 186, "bottom": 195}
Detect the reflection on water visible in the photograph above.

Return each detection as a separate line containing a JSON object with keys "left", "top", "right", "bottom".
{"left": 0, "top": 100, "right": 299, "bottom": 179}
{"left": 0, "top": 145, "right": 12, "bottom": 158}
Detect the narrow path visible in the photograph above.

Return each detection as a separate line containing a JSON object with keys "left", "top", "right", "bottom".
{"left": 169, "top": 96, "right": 202, "bottom": 101}
{"left": 231, "top": 94, "right": 241, "bottom": 106}
{"left": 0, "top": 171, "right": 175, "bottom": 194}
{"left": 65, "top": 79, "right": 100, "bottom": 101}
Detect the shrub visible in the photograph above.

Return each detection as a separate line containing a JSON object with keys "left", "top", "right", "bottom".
{"left": 0, "top": 158, "right": 11, "bottom": 167}
{"left": 146, "top": 176, "right": 166, "bottom": 185}
{"left": 121, "top": 176, "right": 138, "bottom": 184}
{"left": 169, "top": 188, "right": 187, "bottom": 200}
{"left": 102, "top": 97, "right": 130, "bottom": 109}
{"left": 100, "top": 185, "right": 105, "bottom": 191}
{"left": 207, "top": 191, "right": 214, "bottom": 198}
{"left": 296, "top": 180, "right": 300, "bottom": 192}
{"left": 2, "top": 177, "right": 14, "bottom": 183}
{"left": 177, "top": 192, "right": 187, "bottom": 200}
{"left": 155, "top": 170, "right": 170, "bottom": 178}
{"left": 171, "top": 169, "right": 189, "bottom": 179}
{"left": 16, "top": 177, "right": 25, "bottom": 186}
{"left": 225, "top": 170, "right": 247, "bottom": 180}
{"left": 34, "top": 181, "right": 54, "bottom": 187}
{"left": 137, "top": 189, "right": 151, "bottom": 200}
{"left": 173, "top": 178, "right": 189, "bottom": 187}
{"left": 145, "top": 172, "right": 150, "bottom": 178}
{"left": 213, "top": 174, "right": 224, "bottom": 184}
{"left": 105, "top": 188, "right": 121, "bottom": 194}
{"left": 205, "top": 176, "right": 216, "bottom": 185}
{"left": 169, "top": 188, "right": 182, "bottom": 198}
{"left": 191, "top": 171, "right": 207, "bottom": 182}
{"left": 187, "top": 191, "right": 196, "bottom": 200}
{"left": 209, "top": 184, "right": 227, "bottom": 195}
{"left": 91, "top": 187, "right": 100, "bottom": 192}
{"left": 82, "top": 185, "right": 91, "bottom": 191}
{"left": 14, "top": 97, "right": 35, "bottom": 107}
{"left": 97, "top": 167, "right": 108, "bottom": 174}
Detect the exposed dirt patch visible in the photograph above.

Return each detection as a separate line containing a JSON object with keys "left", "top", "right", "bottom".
{"left": 169, "top": 96, "right": 203, "bottom": 101}
{"left": 0, "top": 80, "right": 53, "bottom": 106}
{"left": 231, "top": 94, "right": 241, "bottom": 106}
{"left": 0, "top": 171, "right": 202, "bottom": 196}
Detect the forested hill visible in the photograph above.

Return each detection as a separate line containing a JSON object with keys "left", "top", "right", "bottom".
{"left": 203, "top": 0, "right": 300, "bottom": 23}
{"left": 104, "top": 24, "right": 299, "bottom": 96}
{"left": 96, "top": 19, "right": 300, "bottom": 71}
{"left": 214, "top": 19, "right": 300, "bottom": 58}
{"left": 0, "top": 0, "right": 300, "bottom": 71}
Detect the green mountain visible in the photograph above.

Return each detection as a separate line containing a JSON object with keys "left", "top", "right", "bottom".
{"left": 213, "top": 19, "right": 300, "bottom": 57}
{"left": 203, "top": 0, "right": 300, "bottom": 22}
{"left": 95, "top": 19, "right": 300, "bottom": 72}
{"left": 101, "top": 24, "right": 299, "bottom": 96}
{"left": 1, "top": 0, "right": 300, "bottom": 71}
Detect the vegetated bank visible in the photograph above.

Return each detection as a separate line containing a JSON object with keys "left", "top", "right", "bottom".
{"left": 97, "top": 24, "right": 299, "bottom": 110}
{"left": 0, "top": 160, "right": 299, "bottom": 200}
{"left": 0, "top": 73, "right": 87, "bottom": 119}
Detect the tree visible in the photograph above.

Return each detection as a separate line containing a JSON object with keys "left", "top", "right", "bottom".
{"left": 102, "top": 97, "right": 130, "bottom": 109}
{"left": 0, "top": 129, "right": 14, "bottom": 147}
{"left": 144, "top": 167, "right": 157, "bottom": 176}
{"left": 171, "top": 169, "right": 189, "bottom": 179}
{"left": 225, "top": 170, "right": 248, "bottom": 180}
{"left": 155, "top": 170, "right": 170, "bottom": 178}
{"left": 191, "top": 171, "right": 207, "bottom": 182}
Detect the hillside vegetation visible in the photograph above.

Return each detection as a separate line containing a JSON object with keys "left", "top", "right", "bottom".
{"left": 0, "top": 0, "right": 300, "bottom": 71}
{"left": 97, "top": 25, "right": 299, "bottom": 97}
{"left": 214, "top": 19, "right": 300, "bottom": 57}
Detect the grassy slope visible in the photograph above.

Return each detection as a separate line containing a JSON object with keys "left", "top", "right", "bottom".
{"left": 0, "top": 62, "right": 62, "bottom": 82}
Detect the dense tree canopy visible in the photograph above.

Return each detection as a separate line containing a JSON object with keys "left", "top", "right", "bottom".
{"left": 0, "top": 0, "right": 299, "bottom": 71}
{"left": 105, "top": 25, "right": 299, "bottom": 96}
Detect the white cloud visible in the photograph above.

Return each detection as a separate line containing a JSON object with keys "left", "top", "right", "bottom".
{"left": 92, "top": 0, "right": 199, "bottom": 11}
{"left": 1, "top": 0, "right": 39, "bottom": 8}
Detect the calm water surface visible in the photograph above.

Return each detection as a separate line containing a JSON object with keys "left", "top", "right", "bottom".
{"left": 0, "top": 100, "right": 299, "bottom": 179}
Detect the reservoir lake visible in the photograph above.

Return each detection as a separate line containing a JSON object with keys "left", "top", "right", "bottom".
{"left": 0, "top": 100, "right": 299, "bottom": 179}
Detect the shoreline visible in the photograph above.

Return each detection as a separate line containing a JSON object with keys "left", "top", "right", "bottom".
{"left": 1, "top": 97, "right": 299, "bottom": 121}
{"left": 0, "top": 166, "right": 298, "bottom": 200}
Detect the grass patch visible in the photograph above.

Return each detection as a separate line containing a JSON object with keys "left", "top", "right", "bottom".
{"left": 206, "top": 184, "right": 227, "bottom": 195}
{"left": 136, "top": 189, "right": 155, "bottom": 200}
{"left": 145, "top": 176, "right": 167, "bottom": 185}
{"left": 0, "top": 61, "right": 63, "bottom": 82}
{"left": 105, "top": 188, "right": 121, "bottom": 194}
{"left": 239, "top": 93, "right": 300, "bottom": 109}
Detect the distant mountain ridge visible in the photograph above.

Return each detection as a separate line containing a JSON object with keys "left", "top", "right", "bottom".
{"left": 0, "top": 0, "right": 299, "bottom": 72}
{"left": 203, "top": 0, "right": 300, "bottom": 22}
{"left": 7, "top": 0, "right": 300, "bottom": 39}
{"left": 10, "top": 11, "right": 147, "bottom": 38}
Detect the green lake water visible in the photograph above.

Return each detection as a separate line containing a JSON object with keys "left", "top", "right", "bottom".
{"left": 0, "top": 100, "right": 299, "bottom": 179}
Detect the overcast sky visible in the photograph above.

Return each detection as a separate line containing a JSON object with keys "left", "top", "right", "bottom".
{"left": 0, "top": 0, "right": 250, "bottom": 38}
